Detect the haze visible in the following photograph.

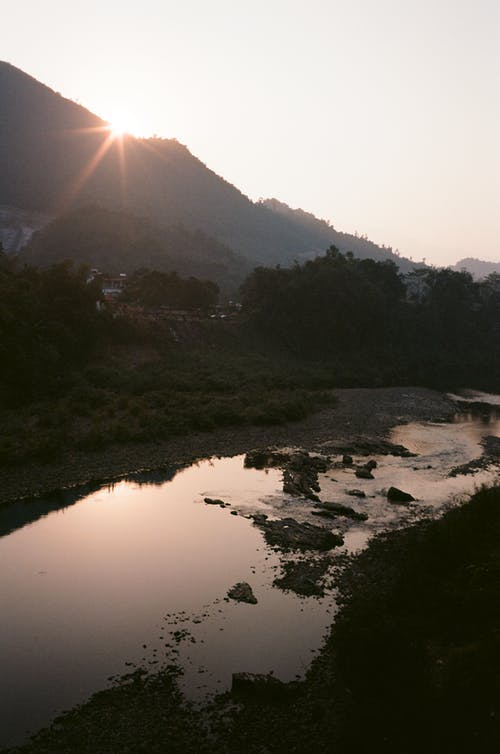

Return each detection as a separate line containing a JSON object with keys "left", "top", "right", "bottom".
{"left": 3, "top": 0, "right": 499, "bottom": 266}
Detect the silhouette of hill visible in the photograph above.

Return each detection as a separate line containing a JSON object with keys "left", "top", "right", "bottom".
{"left": 453, "top": 257, "right": 500, "bottom": 280}
{"left": 1, "top": 61, "right": 408, "bottom": 272}
{"left": 22, "top": 205, "right": 249, "bottom": 289}
{"left": 260, "top": 198, "right": 417, "bottom": 272}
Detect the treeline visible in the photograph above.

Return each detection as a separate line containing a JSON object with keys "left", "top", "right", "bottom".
{"left": 2, "top": 244, "right": 499, "bottom": 465}
{"left": 0, "top": 254, "right": 220, "bottom": 406}
{"left": 0, "top": 251, "right": 334, "bottom": 464}
{"left": 0, "top": 253, "right": 105, "bottom": 403}
{"left": 121, "top": 269, "right": 219, "bottom": 309}
{"left": 240, "top": 247, "right": 500, "bottom": 389}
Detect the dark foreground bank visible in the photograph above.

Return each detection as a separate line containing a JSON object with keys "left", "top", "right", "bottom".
{"left": 5, "top": 485, "right": 499, "bottom": 754}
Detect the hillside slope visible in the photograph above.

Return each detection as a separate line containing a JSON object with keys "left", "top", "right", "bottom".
{"left": 1, "top": 62, "right": 406, "bottom": 271}
{"left": 22, "top": 205, "right": 249, "bottom": 289}
{"left": 261, "top": 198, "right": 417, "bottom": 272}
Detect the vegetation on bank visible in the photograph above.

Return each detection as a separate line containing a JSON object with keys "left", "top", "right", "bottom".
{"left": 215, "top": 485, "right": 500, "bottom": 754}
{"left": 241, "top": 247, "right": 500, "bottom": 390}
{"left": 324, "top": 484, "right": 500, "bottom": 754}
{"left": 0, "top": 251, "right": 335, "bottom": 466}
{"left": 120, "top": 267, "right": 219, "bottom": 309}
{"left": 1, "top": 246, "right": 499, "bottom": 467}
{"left": 6, "top": 486, "right": 499, "bottom": 753}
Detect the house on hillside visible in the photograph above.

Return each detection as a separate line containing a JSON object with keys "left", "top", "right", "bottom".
{"left": 86, "top": 269, "right": 128, "bottom": 299}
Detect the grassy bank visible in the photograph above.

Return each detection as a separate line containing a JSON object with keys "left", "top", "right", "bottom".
{"left": 6, "top": 486, "right": 499, "bottom": 754}
{"left": 0, "top": 326, "right": 336, "bottom": 467}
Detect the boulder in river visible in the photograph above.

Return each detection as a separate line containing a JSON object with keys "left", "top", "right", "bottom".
{"left": 254, "top": 516, "right": 343, "bottom": 552}
{"left": 204, "top": 497, "right": 227, "bottom": 506}
{"left": 227, "top": 582, "right": 258, "bottom": 604}
{"left": 355, "top": 467, "right": 374, "bottom": 479}
{"left": 283, "top": 468, "right": 320, "bottom": 502}
{"left": 245, "top": 447, "right": 330, "bottom": 502}
{"left": 387, "top": 486, "right": 415, "bottom": 503}
{"left": 313, "top": 501, "right": 368, "bottom": 521}
{"left": 244, "top": 448, "right": 284, "bottom": 469}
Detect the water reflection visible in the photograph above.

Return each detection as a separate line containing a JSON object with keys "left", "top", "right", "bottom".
{"left": 0, "top": 465, "right": 181, "bottom": 539}
{"left": 1, "top": 398, "right": 499, "bottom": 748}
{"left": 0, "top": 457, "right": 335, "bottom": 748}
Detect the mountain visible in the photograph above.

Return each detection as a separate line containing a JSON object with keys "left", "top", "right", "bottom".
{"left": 22, "top": 205, "right": 249, "bottom": 289}
{"left": 452, "top": 257, "right": 500, "bottom": 280}
{"left": 260, "top": 199, "right": 417, "bottom": 272}
{"left": 1, "top": 61, "right": 407, "bottom": 275}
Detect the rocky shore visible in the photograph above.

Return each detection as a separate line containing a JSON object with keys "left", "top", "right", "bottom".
{"left": 0, "top": 387, "right": 454, "bottom": 506}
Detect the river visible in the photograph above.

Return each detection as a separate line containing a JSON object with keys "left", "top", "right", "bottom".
{"left": 0, "top": 393, "right": 499, "bottom": 748}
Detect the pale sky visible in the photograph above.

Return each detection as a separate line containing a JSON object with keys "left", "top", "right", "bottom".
{"left": 3, "top": 0, "right": 499, "bottom": 265}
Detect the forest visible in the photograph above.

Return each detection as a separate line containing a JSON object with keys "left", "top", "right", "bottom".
{"left": 241, "top": 247, "right": 500, "bottom": 389}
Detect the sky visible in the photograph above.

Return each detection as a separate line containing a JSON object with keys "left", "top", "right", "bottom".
{"left": 3, "top": 0, "right": 499, "bottom": 265}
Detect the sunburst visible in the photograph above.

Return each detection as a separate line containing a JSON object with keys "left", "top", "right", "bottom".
{"left": 109, "top": 121, "right": 128, "bottom": 139}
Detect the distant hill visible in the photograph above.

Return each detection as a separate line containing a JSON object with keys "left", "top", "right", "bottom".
{"left": 22, "top": 206, "right": 249, "bottom": 290}
{"left": 452, "top": 257, "right": 500, "bottom": 280}
{"left": 260, "top": 199, "right": 418, "bottom": 272}
{"left": 1, "top": 61, "right": 407, "bottom": 274}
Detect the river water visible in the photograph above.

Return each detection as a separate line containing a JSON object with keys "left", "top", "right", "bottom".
{"left": 0, "top": 395, "right": 499, "bottom": 748}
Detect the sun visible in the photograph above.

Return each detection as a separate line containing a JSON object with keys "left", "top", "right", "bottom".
{"left": 109, "top": 121, "right": 128, "bottom": 138}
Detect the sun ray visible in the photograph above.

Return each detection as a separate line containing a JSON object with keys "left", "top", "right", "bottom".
{"left": 116, "top": 132, "right": 128, "bottom": 204}
{"left": 58, "top": 130, "right": 116, "bottom": 214}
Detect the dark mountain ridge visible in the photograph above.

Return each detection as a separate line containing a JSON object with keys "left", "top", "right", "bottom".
{"left": 1, "top": 61, "right": 410, "bottom": 274}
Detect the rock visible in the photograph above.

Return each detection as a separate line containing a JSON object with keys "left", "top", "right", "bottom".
{"left": 230, "top": 510, "right": 238, "bottom": 516}
{"left": 288, "top": 451, "right": 329, "bottom": 474}
{"left": 254, "top": 516, "right": 343, "bottom": 552}
{"left": 387, "top": 486, "right": 415, "bottom": 503}
{"left": 364, "top": 459, "right": 377, "bottom": 470}
{"left": 313, "top": 501, "right": 368, "bottom": 521}
{"left": 251, "top": 513, "right": 268, "bottom": 524}
{"left": 204, "top": 497, "right": 226, "bottom": 506}
{"left": 346, "top": 489, "right": 366, "bottom": 498}
{"left": 274, "top": 557, "right": 332, "bottom": 597}
{"left": 244, "top": 448, "right": 281, "bottom": 469}
{"left": 227, "top": 582, "right": 258, "bottom": 604}
{"left": 342, "top": 454, "right": 353, "bottom": 465}
{"left": 355, "top": 467, "right": 374, "bottom": 479}
{"left": 329, "top": 440, "right": 416, "bottom": 458}
{"left": 312, "top": 509, "right": 338, "bottom": 520}
{"left": 231, "top": 672, "right": 286, "bottom": 699}
{"left": 246, "top": 447, "right": 330, "bottom": 501}
{"left": 283, "top": 468, "right": 320, "bottom": 502}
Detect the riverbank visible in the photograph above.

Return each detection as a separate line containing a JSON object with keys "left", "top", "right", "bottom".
{"left": 6, "top": 484, "right": 499, "bottom": 754}
{"left": 0, "top": 386, "right": 454, "bottom": 505}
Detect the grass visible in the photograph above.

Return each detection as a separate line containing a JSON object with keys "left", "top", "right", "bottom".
{"left": 0, "top": 330, "right": 337, "bottom": 466}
